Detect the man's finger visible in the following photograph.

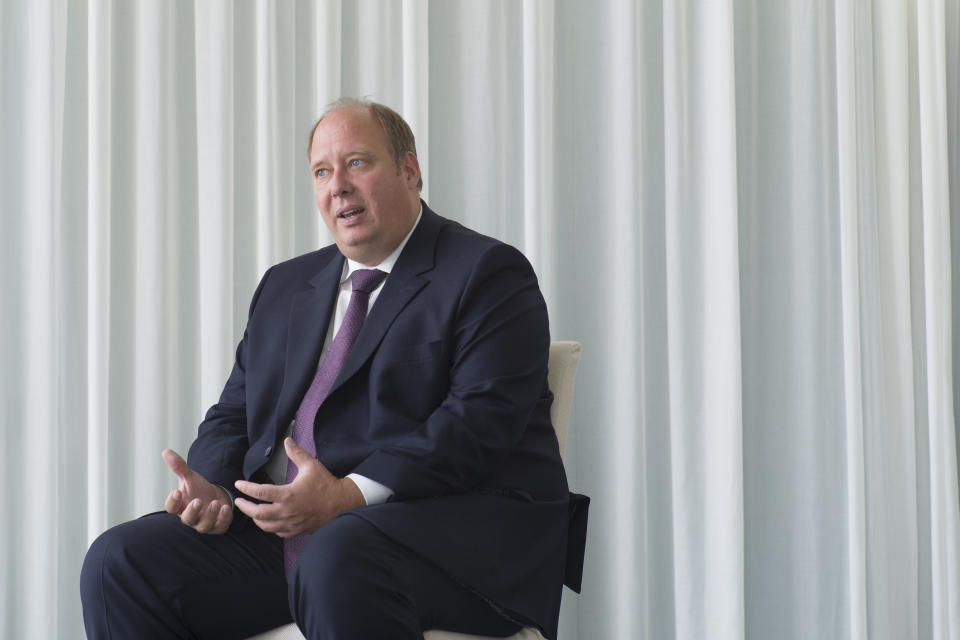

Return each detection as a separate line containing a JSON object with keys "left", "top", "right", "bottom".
{"left": 180, "top": 498, "right": 202, "bottom": 527}
{"left": 253, "top": 518, "right": 292, "bottom": 537}
{"left": 194, "top": 501, "right": 222, "bottom": 534}
{"left": 248, "top": 510, "right": 300, "bottom": 537}
{"left": 161, "top": 449, "right": 191, "bottom": 480}
{"left": 234, "top": 496, "right": 283, "bottom": 522}
{"left": 234, "top": 479, "right": 284, "bottom": 503}
{"left": 164, "top": 489, "right": 183, "bottom": 515}
{"left": 212, "top": 503, "right": 233, "bottom": 534}
{"left": 234, "top": 496, "right": 254, "bottom": 518}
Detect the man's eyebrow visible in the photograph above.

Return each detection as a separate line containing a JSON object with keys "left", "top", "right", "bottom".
{"left": 310, "top": 149, "right": 374, "bottom": 168}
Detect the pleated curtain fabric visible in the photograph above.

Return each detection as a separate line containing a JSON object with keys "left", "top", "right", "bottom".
{"left": 1, "top": 1, "right": 958, "bottom": 639}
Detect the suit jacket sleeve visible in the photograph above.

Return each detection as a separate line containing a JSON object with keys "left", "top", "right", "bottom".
{"left": 186, "top": 266, "right": 274, "bottom": 489}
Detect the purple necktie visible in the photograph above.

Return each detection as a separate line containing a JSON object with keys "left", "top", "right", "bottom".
{"left": 283, "top": 268, "right": 387, "bottom": 577}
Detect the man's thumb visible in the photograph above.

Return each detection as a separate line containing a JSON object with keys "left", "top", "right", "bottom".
{"left": 284, "top": 438, "right": 311, "bottom": 465}
{"left": 162, "top": 449, "right": 191, "bottom": 480}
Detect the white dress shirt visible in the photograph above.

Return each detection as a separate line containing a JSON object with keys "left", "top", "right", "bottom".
{"left": 262, "top": 209, "right": 423, "bottom": 505}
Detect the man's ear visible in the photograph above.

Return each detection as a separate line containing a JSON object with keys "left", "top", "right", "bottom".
{"left": 402, "top": 151, "right": 421, "bottom": 188}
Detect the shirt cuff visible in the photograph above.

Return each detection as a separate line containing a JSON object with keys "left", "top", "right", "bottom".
{"left": 347, "top": 473, "right": 394, "bottom": 505}
{"left": 216, "top": 484, "right": 236, "bottom": 506}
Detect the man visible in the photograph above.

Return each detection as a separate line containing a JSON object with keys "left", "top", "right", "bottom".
{"left": 81, "top": 98, "right": 586, "bottom": 639}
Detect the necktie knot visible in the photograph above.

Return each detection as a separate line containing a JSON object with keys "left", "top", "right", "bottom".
{"left": 351, "top": 269, "right": 387, "bottom": 295}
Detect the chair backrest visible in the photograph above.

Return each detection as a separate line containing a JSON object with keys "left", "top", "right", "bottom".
{"left": 546, "top": 341, "right": 581, "bottom": 459}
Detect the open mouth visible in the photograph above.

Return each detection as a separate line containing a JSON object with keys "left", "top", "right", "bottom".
{"left": 338, "top": 207, "right": 364, "bottom": 220}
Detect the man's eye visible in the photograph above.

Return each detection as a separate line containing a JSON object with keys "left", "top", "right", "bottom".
{"left": 315, "top": 168, "right": 328, "bottom": 178}
{"left": 350, "top": 159, "right": 362, "bottom": 167}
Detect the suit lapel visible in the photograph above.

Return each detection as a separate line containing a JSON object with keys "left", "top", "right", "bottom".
{"left": 328, "top": 205, "right": 443, "bottom": 396}
{"left": 274, "top": 254, "right": 344, "bottom": 428}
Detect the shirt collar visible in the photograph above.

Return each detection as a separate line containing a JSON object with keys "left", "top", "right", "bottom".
{"left": 341, "top": 205, "right": 423, "bottom": 284}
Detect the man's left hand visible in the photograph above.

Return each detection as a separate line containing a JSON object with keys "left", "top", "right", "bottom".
{"left": 233, "top": 437, "right": 366, "bottom": 538}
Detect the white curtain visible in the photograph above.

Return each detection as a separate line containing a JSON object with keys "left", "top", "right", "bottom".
{"left": 1, "top": 1, "right": 959, "bottom": 639}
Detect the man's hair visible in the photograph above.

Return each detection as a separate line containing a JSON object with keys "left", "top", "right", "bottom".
{"left": 307, "top": 97, "right": 423, "bottom": 191}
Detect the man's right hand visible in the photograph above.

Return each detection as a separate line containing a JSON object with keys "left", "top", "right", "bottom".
{"left": 162, "top": 449, "right": 234, "bottom": 534}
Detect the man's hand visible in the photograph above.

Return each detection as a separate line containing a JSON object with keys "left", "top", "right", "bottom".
{"left": 162, "top": 449, "right": 234, "bottom": 534}
{"left": 233, "top": 438, "right": 366, "bottom": 538}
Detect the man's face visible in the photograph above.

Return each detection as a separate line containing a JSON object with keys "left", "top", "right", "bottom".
{"left": 309, "top": 106, "right": 421, "bottom": 266}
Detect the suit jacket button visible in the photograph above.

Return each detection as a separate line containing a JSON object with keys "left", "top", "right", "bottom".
{"left": 264, "top": 445, "right": 273, "bottom": 457}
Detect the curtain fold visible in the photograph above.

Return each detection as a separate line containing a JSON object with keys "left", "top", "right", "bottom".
{"left": 917, "top": 3, "right": 960, "bottom": 637}
{"left": 1, "top": 1, "right": 958, "bottom": 639}
{"left": 195, "top": 0, "right": 236, "bottom": 410}
{"left": 663, "top": 2, "right": 745, "bottom": 639}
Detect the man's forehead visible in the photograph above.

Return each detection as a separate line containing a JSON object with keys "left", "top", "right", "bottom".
{"left": 310, "top": 108, "right": 385, "bottom": 160}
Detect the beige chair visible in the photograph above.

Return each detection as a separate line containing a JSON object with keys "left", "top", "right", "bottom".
{"left": 247, "top": 341, "right": 582, "bottom": 640}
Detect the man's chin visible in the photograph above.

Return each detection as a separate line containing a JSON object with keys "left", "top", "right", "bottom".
{"left": 335, "top": 239, "right": 383, "bottom": 266}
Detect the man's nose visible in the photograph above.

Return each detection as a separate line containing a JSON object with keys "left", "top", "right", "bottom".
{"left": 329, "top": 170, "right": 352, "bottom": 197}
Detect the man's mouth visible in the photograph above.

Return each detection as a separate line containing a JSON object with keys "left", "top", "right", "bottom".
{"left": 338, "top": 207, "right": 364, "bottom": 219}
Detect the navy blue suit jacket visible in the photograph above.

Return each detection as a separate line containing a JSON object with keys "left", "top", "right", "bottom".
{"left": 188, "top": 204, "right": 583, "bottom": 637}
